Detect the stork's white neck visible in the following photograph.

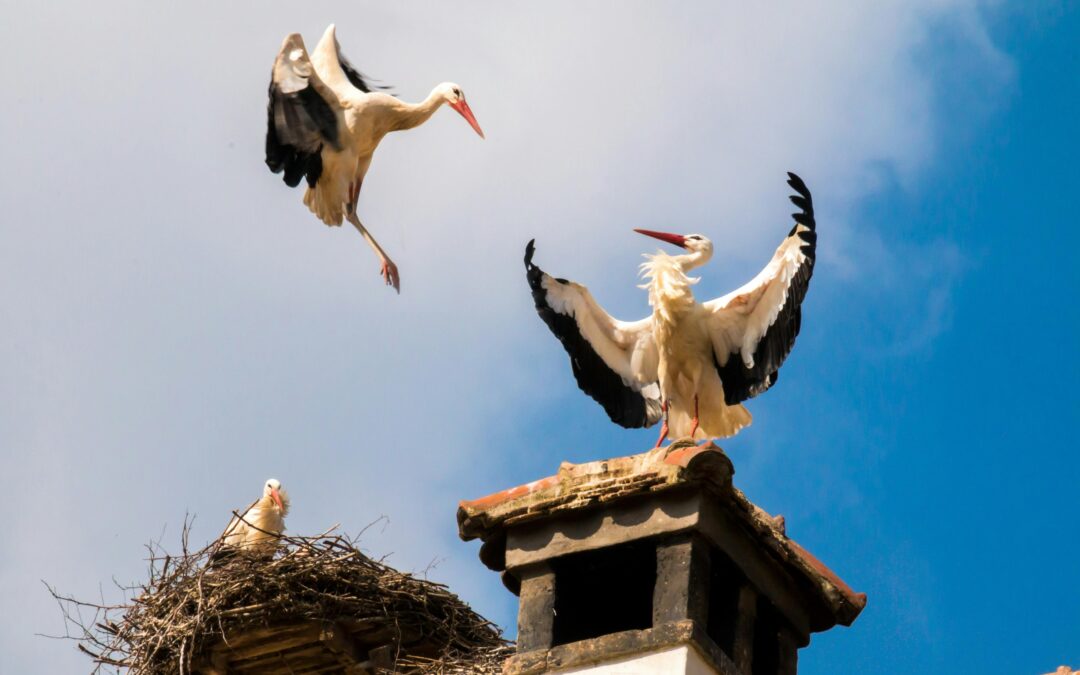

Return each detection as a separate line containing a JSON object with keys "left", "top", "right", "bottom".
{"left": 388, "top": 89, "right": 446, "bottom": 132}
{"left": 673, "top": 248, "right": 712, "bottom": 272}
{"left": 640, "top": 250, "right": 708, "bottom": 324}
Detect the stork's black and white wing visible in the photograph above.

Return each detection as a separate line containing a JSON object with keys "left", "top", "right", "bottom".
{"left": 526, "top": 241, "right": 662, "bottom": 428}
{"left": 265, "top": 34, "right": 342, "bottom": 189}
{"left": 705, "top": 173, "right": 818, "bottom": 404}
{"left": 313, "top": 24, "right": 393, "bottom": 96}
{"left": 337, "top": 52, "right": 392, "bottom": 95}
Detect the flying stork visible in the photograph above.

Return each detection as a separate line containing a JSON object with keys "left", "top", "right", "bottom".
{"left": 266, "top": 25, "right": 485, "bottom": 292}
{"left": 525, "top": 173, "right": 817, "bottom": 446}
{"left": 217, "top": 478, "right": 290, "bottom": 558}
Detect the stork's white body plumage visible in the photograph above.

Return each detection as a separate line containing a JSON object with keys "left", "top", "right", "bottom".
{"left": 642, "top": 252, "right": 753, "bottom": 439}
{"left": 220, "top": 478, "right": 290, "bottom": 557}
{"left": 527, "top": 173, "right": 817, "bottom": 444}
{"left": 267, "top": 25, "right": 484, "bottom": 292}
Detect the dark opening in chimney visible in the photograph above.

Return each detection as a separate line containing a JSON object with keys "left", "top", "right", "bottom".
{"left": 752, "top": 595, "right": 781, "bottom": 675}
{"left": 550, "top": 539, "right": 656, "bottom": 646}
{"left": 706, "top": 545, "right": 745, "bottom": 660}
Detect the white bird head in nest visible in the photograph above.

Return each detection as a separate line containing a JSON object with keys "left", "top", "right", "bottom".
{"left": 434, "top": 82, "right": 485, "bottom": 139}
{"left": 263, "top": 478, "right": 290, "bottom": 516}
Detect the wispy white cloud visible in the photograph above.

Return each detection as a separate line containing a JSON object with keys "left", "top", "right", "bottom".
{"left": 0, "top": 1, "right": 1013, "bottom": 670}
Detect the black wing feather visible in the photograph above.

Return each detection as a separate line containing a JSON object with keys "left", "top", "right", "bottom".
{"left": 338, "top": 53, "right": 393, "bottom": 95}
{"left": 265, "top": 80, "right": 339, "bottom": 188}
{"left": 716, "top": 172, "right": 817, "bottom": 405}
{"left": 525, "top": 241, "right": 661, "bottom": 429}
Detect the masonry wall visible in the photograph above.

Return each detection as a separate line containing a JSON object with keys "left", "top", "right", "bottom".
{"left": 557, "top": 645, "right": 717, "bottom": 675}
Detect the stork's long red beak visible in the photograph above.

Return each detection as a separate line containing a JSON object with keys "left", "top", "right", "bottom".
{"left": 450, "top": 100, "right": 485, "bottom": 139}
{"left": 634, "top": 229, "right": 688, "bottom": 249}
{"left": 271, "top": 488, "right": 284, "bottom": 510}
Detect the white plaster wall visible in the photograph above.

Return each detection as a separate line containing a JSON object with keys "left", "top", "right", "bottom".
{"left": 556, "top": 644, "right": 718, "bottom": 674}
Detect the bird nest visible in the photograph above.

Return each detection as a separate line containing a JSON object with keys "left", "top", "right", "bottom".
{"left": 49, "top": 525, "right": 509, "bottom": 674}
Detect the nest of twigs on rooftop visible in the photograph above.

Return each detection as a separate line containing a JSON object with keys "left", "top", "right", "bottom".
{"left": 48, "top": 523, "right": 508, "bottom": 674}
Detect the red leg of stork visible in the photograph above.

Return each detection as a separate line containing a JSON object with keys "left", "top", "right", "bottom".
{"left": 653, "top": 401, "right": 670, "bottom": 448}
{"left": 345, "top": 181, "right": 400, "bottom": 293}
{"left": 688, "top": 395, "right": 700, "bottom": 438}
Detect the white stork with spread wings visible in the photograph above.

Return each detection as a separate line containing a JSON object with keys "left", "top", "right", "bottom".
{"left": 525, "top": 173, "right": 817, "bottom": 446}
{"left": 266, "top": 25, "right": 485, "bottom": 292}
{"left": 218, "top": 478, "right": 290, "bottom": 558}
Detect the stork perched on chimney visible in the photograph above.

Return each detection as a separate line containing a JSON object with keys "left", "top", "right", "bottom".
{"left": 266, "top": 24, "right": 485, "bottom": 293}
{"left": 525, "top": 173, "right": 817, "bottom": 447}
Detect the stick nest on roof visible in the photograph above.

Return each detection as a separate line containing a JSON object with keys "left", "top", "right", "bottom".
{"left": 48, "top": 524, "right": 508, "bottom": 674}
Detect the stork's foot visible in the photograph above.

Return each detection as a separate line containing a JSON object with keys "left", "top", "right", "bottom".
{"left": 688, "top": 396, "right": 700, "bottom": 438}
{"left": 654, "top": 400, "right": 670, "bottom": 448}
{"left": 653, "top": 421, "right": 669, "bottom": 448}
{"left": 380, "top": 259, "right": 400, "bottom": 293}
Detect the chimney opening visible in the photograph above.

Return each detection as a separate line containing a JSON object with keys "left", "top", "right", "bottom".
{"left": 706, "top": 545, "right": 746, "bottom": 660}
{"left": 550, "top": 539, "right": 656, "bottom": 646}
{"left": 752, "top": 595, "right": 781, "bottom": 675}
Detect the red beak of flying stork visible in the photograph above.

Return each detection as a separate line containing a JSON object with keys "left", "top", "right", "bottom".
{"left": 634, "top": 229, "right": 688, "bottom": 249}
{"left": 449, "top": 100, "right": 485, "bottom": 139}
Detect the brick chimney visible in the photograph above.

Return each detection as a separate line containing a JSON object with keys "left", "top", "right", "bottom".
{"left": 457, "top": 440, "right": 866, "bottom": 674}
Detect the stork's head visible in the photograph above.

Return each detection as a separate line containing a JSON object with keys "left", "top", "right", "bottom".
{"left": 436, "top": 82, "right": 485, "bottom": 139}
{"left": 634, "top": 230, "right": 713, "bottom": 256}
{"left": 263, "top": 478, "right": 289, "bottom": 514}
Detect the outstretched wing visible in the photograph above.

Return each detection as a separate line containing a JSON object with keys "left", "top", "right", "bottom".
{"left": 704, "top": 172, "right": 818, "bottom": 404}
{"left": 312, "top": 24, "right": 394, "bottom": 96}
{"left": 338, "top": 52, "right": 393, "bottom": 95}
{"left": 265, "top": 33, "right": 342, "bottom": 189}
{"left": 525, "top": 241, "right": 662, "bottom": 428}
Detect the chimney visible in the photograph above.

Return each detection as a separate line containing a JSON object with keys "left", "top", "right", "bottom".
{"left": 457, "top": 440, "right": 866, "bottom": 674}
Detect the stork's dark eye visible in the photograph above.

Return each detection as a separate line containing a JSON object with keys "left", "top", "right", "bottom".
{"left": 688, "top": 235, "right": 702, "bottom": 241}
{"left": 453, "top": 88, "right": 461, "bottom": 96}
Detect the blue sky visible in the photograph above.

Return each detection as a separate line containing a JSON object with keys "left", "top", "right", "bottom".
{"left": 1, "top": 2, "right": 1077, "bottom": 674}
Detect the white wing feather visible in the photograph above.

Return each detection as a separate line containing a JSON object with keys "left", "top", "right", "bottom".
{"left": 705, "top": 232, "right": 810, "bottom": 368}
{"left": 539, "top": 275, "right": 657, "bottom": 386}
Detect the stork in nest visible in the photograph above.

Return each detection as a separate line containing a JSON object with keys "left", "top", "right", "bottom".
{"left": 215, "top": 478, "right": 290, "bottom": 560}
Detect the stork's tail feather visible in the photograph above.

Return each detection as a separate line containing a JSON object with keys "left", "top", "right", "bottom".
{"left": 667, "top": 400, "right": 752, "bottom": 440}
{"left": 303, "top": 184, "right": 345, "bottom": 226}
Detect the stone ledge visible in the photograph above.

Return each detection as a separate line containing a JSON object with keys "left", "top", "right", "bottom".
{"left": 503, "top": 620, "right": 738, "bottom": 675}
